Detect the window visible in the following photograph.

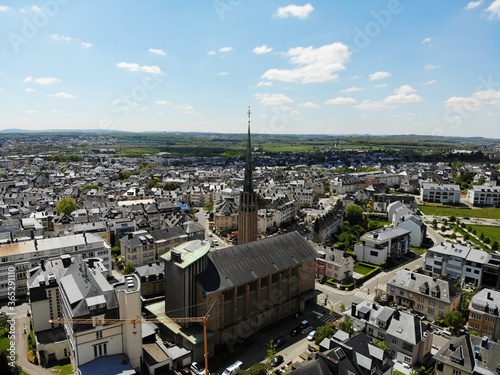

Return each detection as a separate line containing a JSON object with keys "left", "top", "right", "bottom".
{"left": 271, "top": 273, "right": 279, "bottom": 284}
{"left": 237, "top": 285, "right": 246, "bottom": 297}
{"left": 224, "top": 290, "right": 234, "bottom": 301}
{"left": 428, "top": 307, "right": 434, "bottom": 314}
{"left": 418, "top": 296, "right": 424, "bottom": 302}
{"left": 96, "top": 331, "right": 102, "bottom": 339}
{"left": 452, "top": 370, "right": 461, "bottom": 375}
{"left": 249, "top": 281, "right": 257, "bottom": 293}
{"left": 370, "top": 251, "right": 379, "bottom": 257}
{"left": 261, "top": 277, "right": 268, "bottom": 288}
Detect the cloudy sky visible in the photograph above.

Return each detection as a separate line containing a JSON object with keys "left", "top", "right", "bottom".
{"left": 1, "top": 1, "right": 499, "bottom": 137}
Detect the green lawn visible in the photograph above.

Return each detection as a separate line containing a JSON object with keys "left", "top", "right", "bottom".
{"left": 468, "top": 225, "right": 500, "bottom": 245}
{"left": 419, "top": 204, "right": 500, "bottom": 219}
{"left": 354, "top": 263, "right": 377, "bottom": 275}
{"left": 50, "top": 363, "right": 73, "bottom": 375}
{"left": 411, "top": 247, "right": 427, "bottom": 255}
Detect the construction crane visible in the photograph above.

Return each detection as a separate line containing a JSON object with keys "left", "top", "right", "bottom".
{"left": 50, "top": 301, "right": 216, "bottom": 375}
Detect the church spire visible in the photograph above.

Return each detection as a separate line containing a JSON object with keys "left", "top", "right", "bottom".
{"left": 243, "top": 106, "right": 253, "bottom": 193}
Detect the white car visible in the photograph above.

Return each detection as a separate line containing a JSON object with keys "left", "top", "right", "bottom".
{"left": 190, "top": 362, "right": 205, "bottom": 375}
{"left": 307, "top": 330, "right": 316, "bottom": 341}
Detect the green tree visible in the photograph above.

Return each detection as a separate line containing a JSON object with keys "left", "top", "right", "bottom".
{"left": 238, "top": 362, "right": 268, "bottom": 375}
{"left": 123, "top": 262, "right": 135, "bottom": 275}
{"left": 0, "top": 350, "right": 22, "bottom": 375}
{"left": 55, "top": 197, "right": 77, "bottom": 215}
{"left": 204, "top": 201, "right": 214, "bottom": 213}
{"left": 315, "top": 323, "right": 336, "bottom": 344}
{"left": 266, "top": 340, "right": 276, "bottom": 365}
{"left": 479, "top": 233, "right": 485, "bottom": 240}
{"left": 338, "top": 315, "right": 354, "bottom": 334}
{"left": 491, "top": 241, "right": 499, "bottom": 251}
{"left": 443, "top": 310, "right": 466, "bottom": 332}
{"left": 339, "top": 302, "right": 346, "bottom": 313}
{"left": 345, "top": 204, "right": 364, "bottom": 226}
{"left": 82, "top": 183, "right": 99, "bottom": 191}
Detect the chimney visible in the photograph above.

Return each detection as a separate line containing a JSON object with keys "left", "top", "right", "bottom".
{"left": 128, "top": 233, "right": 133, "bottom": 239}
{"left": 171, "top": 250, "right": 182, "bottom": 263}
{"left": 482, "top": 336, "right": 489, "bottom": 348}
{"left": 40, "top": 259, "right": 45, "bottom": 271}
{"left": 449, "top": 343, "right": 455, "bottom": 351}
{"left": 487, "top": 292, "right": 493, "bottom": 301}
{"left": 351, "top": 301, "right": 358, "bottom": 317}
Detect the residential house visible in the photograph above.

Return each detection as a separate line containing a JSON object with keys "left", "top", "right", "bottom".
{"left": 468, "top": 288, "right": 500, "bottom": 341}
{"left": 434, "top": 334, "right": 500, "bottom": 375}
{"left": 386, "top": 270, "right": 462, "bottom": 320}
{"left": 354, "top": 227, "right": 411, "bottom": 266}
{"left": 315, "top": 247, "right": 354, "bottom": 283}
{"left": 350, "top": 300, "right": 433, "bottom": 366}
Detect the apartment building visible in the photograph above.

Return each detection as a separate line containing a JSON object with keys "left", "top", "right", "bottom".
{"left": 420, "top": 183, "right": 461, "bottom": 204}
{"left": 467, "top": 185, "right": 500, "bottom": 206}
{"left": 119, "top": 223, "right": 204, "bottom": 267}
{"left": 354, "top": 227, "right": 411, "bottom": 266}
{"left": 386, "top": 270, "right": 462, "bottom": 320}
{"left": 28, "top": 255, "right": 142, "bottom": 373}
{"left": 468, "top": 288, "right": 500, "bottom": 341}
{"left": 350, "top": 300, "right": 433, "bottom": 366}
{"left": 423, "top": 242, "right": 491, "bottom": 287}
{"left": 0, "top": 233, "right": 111, "bottom": 301}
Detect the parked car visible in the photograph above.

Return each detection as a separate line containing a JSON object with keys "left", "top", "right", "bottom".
{"left": 298, "top": 320, "right": 309, "bottom": 330}
{"left": 307, "top": 330, "right": 316, "bottom": 341}
{"left": 272, "top": 336, "right": 286, "bottom": 348}
{"left": 190, "top": 362, "right": 205, "bottom": 375}
{"left": 271, "top": 355, "right": 284, "bottom": 367}
{"left": 442, "top": 330, "right": 453, "bottom": 339}
{"left": 179, "top": 367, "right": 191, "bottom": 375}
{"left": 290, "top": 327, "right": 301, "bottom": 336}
{"left": 222, "top": 360, "right": 243, "bottom": 375}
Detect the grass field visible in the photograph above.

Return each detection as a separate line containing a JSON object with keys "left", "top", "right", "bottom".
{"left": 468, "top": 225, "right": 500, "bottom": 245}
{"left": 419, "top": 204, "right": 500, "bottom": 219}
{"left": 51, "top": 363, "right": 73, "bottom": 375}
{"left": 354, "top": 263, "right": 377, "bottom": 275}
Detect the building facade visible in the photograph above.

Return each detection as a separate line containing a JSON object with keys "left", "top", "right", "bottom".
{"left": 467, "top": 288, "right": 500, "bottom": 341}
{"left": 467, "top": 185, "right": 500, "bottom": 206}
{"left": 386, "top": 270, "right": 462, "bottom": 320}
{"left": 420, "top": 183, "right": 461, "bottom": 204}
{"left": 354, "top": 227, "right": 411, "bottom": 266}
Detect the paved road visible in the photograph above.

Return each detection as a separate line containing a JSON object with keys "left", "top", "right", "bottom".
{"left": 0, "top": 303, "right": 54, "bottom": 375}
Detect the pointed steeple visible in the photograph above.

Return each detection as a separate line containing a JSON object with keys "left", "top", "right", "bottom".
{"left": 243, "top": 106, "right": 253, "bottom": 193}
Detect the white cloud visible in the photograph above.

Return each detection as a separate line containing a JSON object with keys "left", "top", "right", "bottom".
{"left": 486, "top": 0, "right": 500, "bottom": 18}
{"left": 218, "top": 72, "right": 230, "bottom": 77}
{"left": 149, "top": 48, "right": 166, "bottom": 56}
{"left": 257, "top": 81, "right": 274, "bottom": 87}
{"left": 356, "top": 100, "right": 393, "bottom": 110}
{"left": 208, "top": 50, "right": 216, "bottom": 55}
{"left": 50, "top": 34, "right": 73, "bottom": 42}
{"left": 0, "top": 5, "right": 10, "bottom": 11}
{"left": 261, "top": 42, "right": 350, "bottom": 83}
{"left": 219, "top": 47, "right": 233, "bottom": 53}
{"left": 25, "top": 88, "right": 36, "bottom": 92}
{"left": 325, "top": 97, "right": 357, "bottom": 105}
{"left": 425, "top": 64, "right": 442, "bottom": 70}
{"left": 422, "top": 37, "right": 432, "bottom": 44}
{"left": 116, "top": 62, "right": 162, "bottom": 74}
{"left": 274, "top": 3, "right": 314, "bottom": 19}
{"left": 21, "top": 5, "right": 42, "bottom": 13}
{"left": 25, "top": 77, "right": 61, "bottom": 85}
{"left": 340, "top": 86, "right": 364, "bottom": 93}
{"left": 155, "top": 100, "right": 172, "bottom": 106}
{"left": 445, "top": 89, "right": 500, "bottom": 112}
{"left": 49, "top": 92, "right": 76, "bottom": 99}
{"left": 384, "top": 85, "right": 422, "bottom": 103}
{"left": 253, "top": 45, "right": 273, "bottom": 54}
{"left": 26, "top": 110, "right": 38, "bottom": 114}
{"left": 356, "top": 85, "right": 422, "bottom": 110}
{"left": 369, "top": 71, "right": 392, "bottom": 81}
{"left": 374, "top": 83, "right": 389, "bottom": 88}
{"left": 299, "top": 101, "right": 321, "bottom": 109}
{"left": 255, "top": 93, "right": 294, "bottom": 106}
{"left": 465, "top": 0, "right": 483, "bottom": 9}
{"left": 423, "top": 80, "right": 436, "bottom": 86}
{"left": 177, "top": 104, "right": 199, "bottom": 116}
{"left": 81, "top": 42, "right": 93, "bottom": 48}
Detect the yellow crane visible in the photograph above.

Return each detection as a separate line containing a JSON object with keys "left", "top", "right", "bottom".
{"left": 50, "top": 302, "right": 216, "bottom": 375}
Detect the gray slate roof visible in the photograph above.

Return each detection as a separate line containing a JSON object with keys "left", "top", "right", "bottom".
{"left": 196, "top": 231, "right": 318, "bottom": 294}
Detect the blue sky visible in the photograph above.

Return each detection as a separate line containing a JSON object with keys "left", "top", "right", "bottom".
{"left": 1, "top": 1, "right": 500, "bottom": 138}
